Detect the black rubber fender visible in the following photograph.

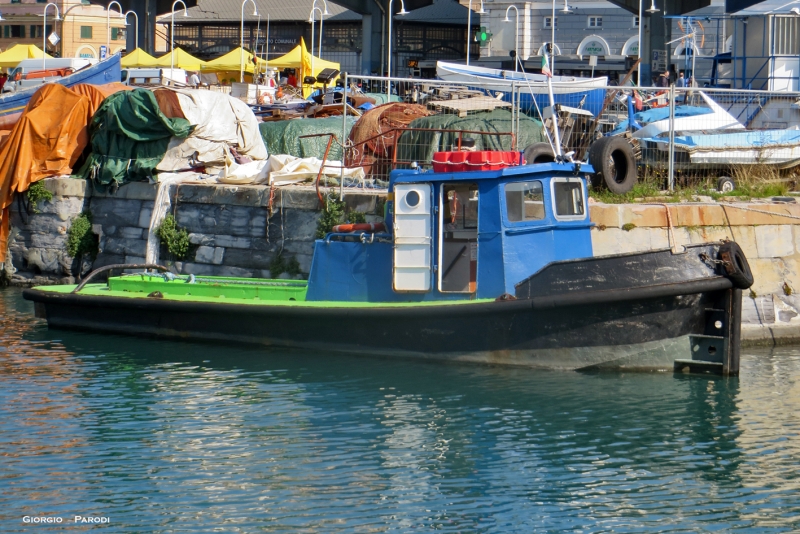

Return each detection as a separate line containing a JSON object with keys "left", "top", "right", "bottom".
{"left": 523, "top": 142, "right": 556, "bottom": 164}
{"left": 718, "top": 241, "right": 754, "bottom": 289}
{"left": 587, "top": 136, "right": 637, "bottom": 194}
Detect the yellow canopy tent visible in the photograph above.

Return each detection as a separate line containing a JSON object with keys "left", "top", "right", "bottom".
{"left": 269, "top": 38, "right": 340, "bottom": 97}
{"left": 203, "top": 47, "right": 263, "bottom": 73}
{"left": 202, "top": 47, "right": 264, "bottom": 84}
{"left": 121, "top": 48, "right": 159, "bottom": 68}
{"left": 0, "top": 44, "right": 51, "bottom": 69}
{"left": 155, "top": 48, "right": 206, "bottom": 71}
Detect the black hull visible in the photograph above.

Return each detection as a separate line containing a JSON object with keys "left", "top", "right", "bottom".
{"left": 23, "top": 286, "right": 741, "bottom": 374}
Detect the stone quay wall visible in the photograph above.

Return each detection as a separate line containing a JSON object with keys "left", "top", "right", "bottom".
{"left": 8, "top": 177, "right": 800, "bottom": 345}
{"left": 8, "top": 177, "right": 383, "bottom": 284}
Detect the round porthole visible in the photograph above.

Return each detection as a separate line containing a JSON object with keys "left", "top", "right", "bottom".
{"left": 405, "top": 190, "right": 420, "bottom": 208}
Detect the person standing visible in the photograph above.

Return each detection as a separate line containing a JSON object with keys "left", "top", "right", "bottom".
{"left": 188, "top": 71, "right": 200, "bottom": 88}
{"left": 657, "top": 71, "right": 669, "bottom": 88}
{"left": 676, "top": 71, "right": 686, "bottom": 88}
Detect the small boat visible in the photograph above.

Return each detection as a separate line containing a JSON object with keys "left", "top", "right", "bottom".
{"left": 23, "top": 147, "right": 752, "bottom": 374}
{"left": 0, "top": 54, "right": 121, "bottom": 128}
{"left": 436, "top": 60, "right": 608, "bottom": 116}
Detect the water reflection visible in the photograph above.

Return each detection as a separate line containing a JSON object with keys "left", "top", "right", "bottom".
{"left": 1, "top": 288, "right": 800, "bottom": 531}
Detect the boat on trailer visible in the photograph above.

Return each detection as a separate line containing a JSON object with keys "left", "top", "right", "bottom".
{"left": 0, "top": 54, "right": 121, "bottom": 128}
{"left": 435, "top": 61, "right": 608, "bottom": 117}
{"left": 24, "top": 151, "right": 753, "bottom": 374}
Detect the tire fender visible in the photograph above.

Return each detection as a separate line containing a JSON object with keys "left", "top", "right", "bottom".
{"left": 523, "top": 142, "right": 556, "bottom": 165}
{"left": 718, "top": 241, "right": 754, "bottom": 289}
{"left": 587, "top": 136, "right": 637, "bottom": 194}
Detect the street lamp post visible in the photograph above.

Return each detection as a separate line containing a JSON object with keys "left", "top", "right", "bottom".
{"left": 314, "top": 0, "right": 329, "bottom": 60}
{"left": 308, "top": 6, "right": 322, "bottom": 76}
{"left": 643, "top": 0, "right": 659, "bottom": 86}
{"left": 42, "top": 3, "right": 61, "bottom": 71}
{"left": 240, "top": 0, "right": 259, "bottom": 83}
{"left": 387, "top": 0, "right": 408, "bottom": 98}
{"left": 106, "top": 1, "right": 122, "bottom": 57}
{"left": 170, "top": 0, "right": 188, "bottom": 73}
{"left": 125, "top": 10, "right": 139, "bottom": 50}
{"left": 466, "top": 0, "right": 485, "bottom": 66}
{"left": 503, "top": 5, "right": 519, "bottom": 71}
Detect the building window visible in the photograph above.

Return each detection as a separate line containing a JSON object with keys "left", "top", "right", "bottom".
{"left": 588, "top": 16, "right": 602, "bottom": 28}
{"left": 544, "top": 17, "right": 557, "bottom": 29}
{"left": 10, "top": 0, "right": 20, "bottom": 3}
{"left": 80, "top": 26, "right": 92, "bottom": 39}
{"left": 111, "top": 27, "right": 124, "bottom": 40}
{"left": 6, "top": 25, "right": 24, "bottom": 38}
{"left": 633, "top": 16, "right": 639, "bottom": 28}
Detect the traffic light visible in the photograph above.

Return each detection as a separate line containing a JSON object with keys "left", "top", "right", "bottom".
{"left": 474, "top": 26, "right": 492, "bottom": 46}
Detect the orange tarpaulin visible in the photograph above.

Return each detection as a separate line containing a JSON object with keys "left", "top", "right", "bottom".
{"left": 0, "top": 82, "right": 131, "bottom": 262}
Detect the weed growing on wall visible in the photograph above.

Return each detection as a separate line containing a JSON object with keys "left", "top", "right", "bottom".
{"left": 66, "top": 213, "right": 99, "bottom": 260}
{"left": 26, "top": 182, "right": 53, "bottom": 214}
{"left": 155, "top": 214, "right": 190, "bottom": 260}
{"left": 268, "top": 253, "right": 301, "bottom": 277}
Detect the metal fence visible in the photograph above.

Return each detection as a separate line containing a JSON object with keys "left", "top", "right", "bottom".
{"left": 315, "top": 74, "right": 800, "bottom": 197}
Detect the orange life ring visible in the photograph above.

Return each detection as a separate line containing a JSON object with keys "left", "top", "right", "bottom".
{"left": 258, "top": 92, "right": 273, "bottom": 105}
{"left": 331, "top": 222, "right": 386, "bottom": 233}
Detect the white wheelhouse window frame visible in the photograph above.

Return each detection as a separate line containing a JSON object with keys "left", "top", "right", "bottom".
{"left": 550, "top": 178, "right": 587, "bottom": 222}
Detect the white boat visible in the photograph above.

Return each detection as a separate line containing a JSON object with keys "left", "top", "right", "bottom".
{"left": 435, "top": 61, "right": 608, "bottom": 116}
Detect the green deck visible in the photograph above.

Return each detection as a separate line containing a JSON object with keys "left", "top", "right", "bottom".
{"left": 36, "top": 274, "right": 491, "bottom": 308}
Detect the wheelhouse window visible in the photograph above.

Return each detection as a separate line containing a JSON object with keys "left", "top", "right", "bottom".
{"left": 505, "top": 181, "right": 545, "bottom": 222}
{"left": 552, "top": 179, "right": 585, "bottom": 220}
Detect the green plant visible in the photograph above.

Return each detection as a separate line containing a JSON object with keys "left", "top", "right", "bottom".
{"left": 26, "top": 182, "right": 53, "bottom": 213}
{"left": 155, "top": 214, "right": 190, "bottom": 260}
{"left": 268, "top": 253, "right": 301, "bottom": 277}
{"left": 66, "top": 212, "right": 99, "bottom": 260}
{"left": 375, "top": 196, "right": 387, "bottom": 219}
{"left": 621, "top": 223, "right": 636, "bottom": 231}
{"left": 347, "top": 210, "right": 367, "bottom": 224}
{"left": 315, "top": 195, "right": 346, "bottom": 238}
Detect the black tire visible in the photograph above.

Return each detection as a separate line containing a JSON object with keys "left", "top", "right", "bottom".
{"left": 718, "top": 241, "right": 754, "bottom": 289}
{"left": 588, "top": 136, "right": 637, "bottom": 194}
{"left": 523, "top": 142, "right": 556, "bottom": 164}
{"left": 717, "top": 176, "right": 735, "bottom": 193}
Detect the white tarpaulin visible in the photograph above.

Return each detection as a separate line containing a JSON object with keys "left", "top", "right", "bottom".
{"left": 223, "top": 154, "right": 367, "bottom": 186}
{"left": 156, "top": 89, "right": 267, "bottom": 172}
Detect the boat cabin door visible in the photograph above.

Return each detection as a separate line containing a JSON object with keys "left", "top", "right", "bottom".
{"left": 439, "top": 183, "right": 478, "bottom": 294}
{"left": 393, "top": 183, "right": 432, "bottom": 292}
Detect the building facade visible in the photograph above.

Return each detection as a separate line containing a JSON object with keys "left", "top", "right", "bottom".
{"left": 0, "top": 0, "right": 127, "bottom": 59}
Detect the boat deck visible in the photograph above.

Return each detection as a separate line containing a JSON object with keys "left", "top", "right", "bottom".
{"left": 38, "top": 275, "right": 491, "bottom": 308}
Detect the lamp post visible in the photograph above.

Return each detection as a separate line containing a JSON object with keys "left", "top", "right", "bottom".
{"left": 466, "top": 0, "right": 485, "bottom": 66}
{"left": 240, "top": 0, "right": 258, "bottom": 82}
{"left": 638, "top": 0, "right": 659, "bottom": 86}
{"left": 42, "top": 3, "right": 60, "bottom": 71}
{"left": 170, "top": 0, "right": 188, "bottom": 73}
{"left": 314, "top": 0, "right": 329, "bottom": 59}
{"left": 106, "top": 1, "right": 122, "bottom": 57}
{"left": 503, "top": 5, "right": 519, "bottom": 71}
{"left": 387, "top": 0, "right": 409, "bottom": 98}
{"left": 308, "top": 6, "right": 322, "bottom": 76}
{"left": 125, "top": 10, "right": 138, "bottom": 50}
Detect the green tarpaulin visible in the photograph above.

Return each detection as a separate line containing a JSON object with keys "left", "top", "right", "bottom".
{"left": 77, "top": 89, "right": 193, "bottom": 189}
{"left": 259, "top": 117, "right": 357, "bottom": 161}
{"left": 396, "top": 109, "right": 546, "bottom": 165}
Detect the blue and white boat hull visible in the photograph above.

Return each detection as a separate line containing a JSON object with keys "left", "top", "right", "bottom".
{"left": 436, "top": 60, "right": 607, "bottom": 116}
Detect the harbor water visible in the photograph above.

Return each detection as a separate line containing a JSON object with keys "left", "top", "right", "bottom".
{"left": 2, "top": 288, "right": 800, "bottom": 532}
